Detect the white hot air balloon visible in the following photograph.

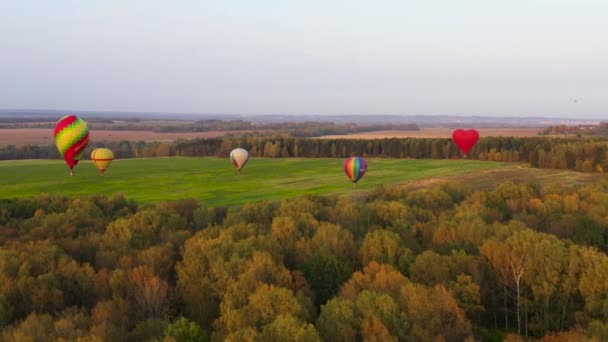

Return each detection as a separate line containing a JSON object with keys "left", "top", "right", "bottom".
{"left": 230, "top": 148, "right": 250, "bottom": 174}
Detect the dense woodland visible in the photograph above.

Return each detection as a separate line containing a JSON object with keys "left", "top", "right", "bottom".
{"left": 2, "top": 135, "right": 608, "bottom": 173}
{"left": 539, "top": 123, "right": 608, "bottom": 137}
{"left": 1, "top": 180, "right": 608, "bottom": 341}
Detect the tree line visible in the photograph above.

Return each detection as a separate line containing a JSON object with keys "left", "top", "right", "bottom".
{"left": 0, "top": 119, "right": 419, "bottom": 137}
{"left": 1, "top": 180, "right": 608, "bottom": 340}
{"left": 1, "top": 136, "right": 608, "bottom": 173}
{"left": 539, "top": 122, "right": 608, "bottom": 137}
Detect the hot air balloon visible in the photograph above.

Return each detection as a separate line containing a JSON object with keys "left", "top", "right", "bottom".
{"left": 452, "top": 129, "right": 479, "bottom": 157}
{"left": 91, "top": 148, "right": 114, "bottom": 175}
{"left": 343, "top": 156, "right": 367, "bottom": 187}
{"left": 230, "top": 148, "right": 249, "bottom": 174}
{"left": 54, "top": 115, "right": 90, "bottom": 176}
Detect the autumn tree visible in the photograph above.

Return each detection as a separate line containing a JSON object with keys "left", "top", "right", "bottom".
{"left": 318, "top": 262, "right": 472, "bottom": 341}
{"left": 164, "top": 317, "right": 207, "bottom": 342}
{"left": 359, "top": 229, "right": 413, "bottom": 275}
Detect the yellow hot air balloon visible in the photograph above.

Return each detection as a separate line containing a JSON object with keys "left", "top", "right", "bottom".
{"left": 91, "top": 148, "right": 114, "bottom": 175}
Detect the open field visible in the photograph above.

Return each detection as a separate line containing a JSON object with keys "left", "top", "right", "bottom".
{"left": 318, "top": 127, "right": 541, "bottom": 139}
{"left": 400, "top": 165, "right": 606, "bottom": 192}
{"left": 0, "top": 129, "right": 263, "bottom": 145}
{"left": 0, "top": 158, "right": 511, "bottom": 206}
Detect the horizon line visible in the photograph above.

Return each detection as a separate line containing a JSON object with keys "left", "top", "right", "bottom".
{"left": 0, "top": 108, "right": 603, "bottom": 121}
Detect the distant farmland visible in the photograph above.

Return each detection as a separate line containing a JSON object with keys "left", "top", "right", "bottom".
{"left": 0, "top": 128, "right": 263, "bottom": 145}
{"left": 318, "top": 127, "right": 541, "bottom": 139}
{"left": 0, "top": 126, "right": 543, "bottom": 146}
{"left": 0, "top": 158, "right": 507, "bottom": 206}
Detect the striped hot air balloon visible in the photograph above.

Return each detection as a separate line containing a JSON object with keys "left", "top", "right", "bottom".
{"left": 343, "top": 156, "right": 367, "bottom": 187}
{"left": 91, "top": 148, "right": 114, "bottom": 175}
{"left": 230, "top": 148, "right": 249, "bottom": 174}
{"left": 54, "top": 115, "right": 90, "bottom": 176}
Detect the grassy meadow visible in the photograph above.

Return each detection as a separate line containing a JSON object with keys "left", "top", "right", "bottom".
{"left": 0, "top": 157, "right": 509, "bottom": 206}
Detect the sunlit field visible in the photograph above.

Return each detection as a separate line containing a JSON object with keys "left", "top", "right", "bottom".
{"left": 0, "top": 157, "right": 506, "bottom": 206}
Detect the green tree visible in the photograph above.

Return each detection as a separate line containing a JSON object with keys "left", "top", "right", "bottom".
{"left": 164, "top": 317, "right": 207, "bottom": 342}
{"left": 257, "top": 315, "right": 321, "bottom": 342}
{"left": 0, "top": 294, "right": 14, "bottom": 328}
{"left": 450, "top": 274, "right": 484, "bottom": 320}
{"left": 316, "top": 299, "right": 358, "bottom": 342}
{"left": 301, "top": 248, "right": 353, "bottom": 305}
{"left": 359, "top": 229, "right": 412, "bottom": 274}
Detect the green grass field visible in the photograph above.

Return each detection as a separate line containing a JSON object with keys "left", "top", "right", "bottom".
{"left": 0, "top": 157, "right": 508, "bottom": 206}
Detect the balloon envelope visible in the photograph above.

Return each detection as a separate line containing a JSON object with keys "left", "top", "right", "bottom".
{"left": 54, "top": 115, "right": 90, "bottom": 170}
{"left": 452, "top": 129, "right": 479, "bottom": 155}
{"left": 230, "top": 148, "right": 249, "bottom": 170}
{"left": 344, "top": 156, "right": 367, "bottom": 183}
{"left": 91, "top": 148, "right": 114, "bottom": 175}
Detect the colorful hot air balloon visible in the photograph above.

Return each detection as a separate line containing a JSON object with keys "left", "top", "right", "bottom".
{"left": 230, "top": 148, "right": 249, "bottom": 174}
{"left": 91, "top": 148, "right": 114, "bottom": 175}
{"left": 452, "top": 129, "right": 479, "bottom": 156}
{"left": 54, "top": 115, "right": 90, "bottom": 176}
{"left": 343, "top": 156, "right": 367, "bottom": 187}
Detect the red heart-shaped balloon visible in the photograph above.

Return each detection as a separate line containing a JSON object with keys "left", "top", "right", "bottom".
{"left": 452, "top": 129, "right": 479, "bottom": 155}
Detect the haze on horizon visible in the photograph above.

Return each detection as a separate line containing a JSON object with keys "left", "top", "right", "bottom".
{"left": 1, "top": 0, "right": 606, "bottom": 119}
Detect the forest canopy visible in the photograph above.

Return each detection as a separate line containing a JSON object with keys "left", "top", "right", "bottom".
{"left": 1, "top": 179, "right": 608, "bottom": 340}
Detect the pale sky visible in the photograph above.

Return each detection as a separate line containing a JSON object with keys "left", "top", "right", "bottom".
{"left": 0, "top": 0, "right": 606, "bottom": 118}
